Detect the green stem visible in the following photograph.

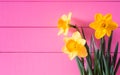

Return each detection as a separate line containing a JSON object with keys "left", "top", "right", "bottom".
{"left": 69, "top": 24, "right": 81, "bottom": 32}
{"left": 76, "top": 56, "right": 86, "bottom": 75}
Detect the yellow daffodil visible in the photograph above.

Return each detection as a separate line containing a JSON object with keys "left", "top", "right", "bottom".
{"left": 57, "top": 12, "right": 72, "bottom": 36}
{"left": 63, "top": 31, "right": 88, "bottom": 60}
{"left": 89, "top": 13, "right": 118, "bottom": 39}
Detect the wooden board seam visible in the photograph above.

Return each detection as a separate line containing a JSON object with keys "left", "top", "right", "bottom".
{"left": 0, "top": 26, "right": 119, "bottom": 28}
{"left": 0, "top": 1, "right": 120, "bottom": 2}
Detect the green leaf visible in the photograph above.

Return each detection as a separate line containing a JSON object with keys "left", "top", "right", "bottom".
{"left": 94, "top": 49, "right": 102, "bottom": 75}
{"left": 112, "top": 42, "right": 119, "bottom": 67}
{"left": 105, "top": 53, "right": 111, "bottom": 74}
{"left": 103, "top": 55, "right": 109, "bottom": 75}
{"left": 86, "top": 60, "right": 93, "bottom": 75}
{"left": 92, "top": 35, "right": 98, "bottom": 51}
{"left": 99, "top": 37, "right": 107, "bottom": 74}
{"left": 103, "top": 71, "right": 106, "bottom": 75}
{"left": 114, "top": 58, "right": 120, "bottom": 75}
{"left": 100, "top": 37, "right": 105, "bottom": 55}
{"left": 89, "top": 35, "right": 93, "bottom": 52}
{"left": 90, "top": 35, "right": 98, "bottom": 53}
{"left": 107, "top": 31, "right": 113, "bottom": 54}
{"left": 97, "top": 58, "right": 102, "bottom": 75}
{"left": 76, "top": 56, "right": 85, "bottom": 75}
{"left": 110, "top": 64, "right": 114, "bottom": 75}
{"left": 105, "top": 31, "right": 113, "bottom": 74}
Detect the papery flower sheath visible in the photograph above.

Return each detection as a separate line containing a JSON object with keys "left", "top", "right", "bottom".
{"left": 62, "top": 31, "right": 88, "bottom": 60}
{"left": 89, "top": 13, "right": 118, "bottom": 39}
{"left": 57, "top": 12, "right": 72, "bottom": 36}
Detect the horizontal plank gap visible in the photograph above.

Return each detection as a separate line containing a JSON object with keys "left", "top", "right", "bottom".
{"left": 0, "top": 52, "right": 62, "bottom": 53}
{"left": 0, "top": 51, "right": 119, "bottom": 53}
{"left": 0, "top": 1, "right": 119, "bottom": 2}
{"left": 0, "top": 26, "right": 57, "bottom": 28}
{"left": 0, "top": 26, "right": 119, "bottom": 28}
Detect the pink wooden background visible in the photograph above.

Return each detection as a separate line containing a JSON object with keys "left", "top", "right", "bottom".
{"left": 0, "top": 0, "right": 119, "bottom": 75}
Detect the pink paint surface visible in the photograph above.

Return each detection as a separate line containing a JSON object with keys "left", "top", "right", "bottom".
{"left": 0, "top": 53, "right": 79, "bottom": 75}
{"left": 0, "top": 1, "right": 119, "bottom": 75}
{"left": 0, "top": 2, "right": 120, "bottom": 27}
{"left": 0, "top": 28, "right": 119, "bottom": 52}
{"left": 0, "top": 53, "right": 119, "bottom": 75}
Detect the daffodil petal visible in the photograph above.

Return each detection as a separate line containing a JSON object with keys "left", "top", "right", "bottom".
{"left": 69, "top": 52, "right": 77, "bottom": 60}
{"left": 58, "top": 29, "right": 64, "bottom": 36}
{"left": 95, "top": 28, "right": 106, "bottom": 39}
{"left": 62, "top": 46, "right": 70, "bottom": 54}
{"left": 78, "top": 46, "right": 88, "bottom": 58}
{"left": 61, "top": 15, "right": 67, "bottom": 21}
{"left": 104, "top": 13, "right": 112, "bottom": 21}
{"left": 77, "top": 39, "right": 86, "bottom": 45}
{"left": 72, "top": 31, "right": 81, "bottom": 40}
{"left": 107, "top": 21, "right": 118, "bottom": 30}
{"left": 95, "top": 13, "right": 103, "bottom": 21}
{"left": 106, "top": 30, "right": 112, "bottom": 37}
{"left": 64, "top": 37, "right": 71, "bottom": 43}
{"left": 89, "top": 22, "right": 98, "bottom": 30}
{"left": 64, "top": 28, "right": 69, "bottom": 36}
{"left": 58, "top": 19, "right": 67, "bottom": 28}
{"left": 68, "top": 12, "right": 72, "bottom": 21}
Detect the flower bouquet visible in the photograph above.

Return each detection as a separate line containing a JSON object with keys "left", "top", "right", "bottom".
{"left": 57, "top": 12, "right": 120, "bottom": 75}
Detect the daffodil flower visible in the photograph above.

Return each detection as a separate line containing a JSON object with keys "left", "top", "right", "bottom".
{"left": 89, "top": 13, "right": 118, "bottom": 39}
{"left": 57, "top": 12, "right": 72, "bottom": 36}
{"left": 63, "top": 31, "right": 88, "bottom": 60}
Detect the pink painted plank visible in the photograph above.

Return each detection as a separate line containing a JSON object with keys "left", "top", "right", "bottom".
{"left": 0, "top": 53, "right": 119, "bottom": 75}
{"left": 0, "top": 28, "right": 119, "bottom": 52}
{"left": 0, "top": 28, "right": 63, "bottom": 52}
{"left": 0, "top": 2, "right": 120, "bottom": 27}
{"left": 0, "top": 53, "right": 79, "bottom": 75}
